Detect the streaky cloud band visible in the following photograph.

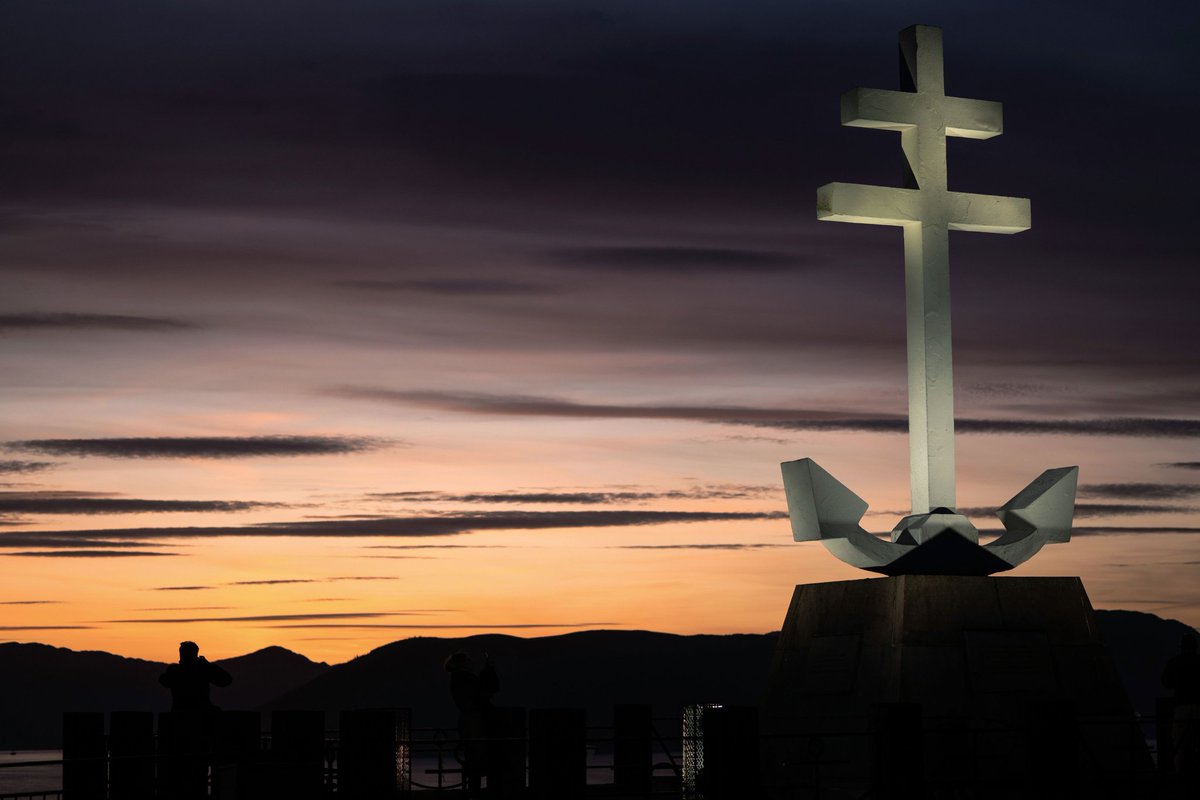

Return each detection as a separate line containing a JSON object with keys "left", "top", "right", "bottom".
{"left": 6, "top": 435, "right": 390, "bottom": 459}
{"left": 335, "top": 388, "right": 1200, "bottom": 438}
{"left": 18, "top": 509, "right": 786, "bottom": 541}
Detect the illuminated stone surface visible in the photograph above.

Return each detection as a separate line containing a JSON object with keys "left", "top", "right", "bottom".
{"left": 783, "top": 26, "right": 1076, "bottom": 575}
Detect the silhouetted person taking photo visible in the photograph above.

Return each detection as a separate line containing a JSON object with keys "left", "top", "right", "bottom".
{"left": 159, "top": 640, "right": 233, "bottom": 711}
{"left": 1164, "top": 632, "right": 1200, "bottom": 778}
{"left": 445, "top": 651, "right": 499, "bottom": 798}
{"left": 158, "top": 641, "right": 232, "bottom": 799}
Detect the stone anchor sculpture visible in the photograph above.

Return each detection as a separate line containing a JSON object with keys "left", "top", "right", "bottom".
{"left": 782, "top": 25, "right": 1077, "bottom": 575}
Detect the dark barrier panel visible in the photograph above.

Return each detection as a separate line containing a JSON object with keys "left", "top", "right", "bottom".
{"left": 487, "top": 706, "right": 527, "bottom": 799}
{"left": 157, "top": 711, "right": 211, "bottom": 800}
{"left": 528, "top": 708, "right": 586, "bottom": 800}
{"left": 1157, "top": 697, "right": 1176, "bottom": 776}
{"left": 1026, "top": 700, "right": 1079, "bottom": 798}
{"left": 62, "top": 712, "right": 106, "bottom": 800}
{"left": 269, "top": 709, "right": 326, "bottom": 800}
{"left": 211, "top": 710, "right": 262, "bottom": 800}
{"left": 871, "top": 703, "right": 923, "bottom": 800}
{"left": 613, "top": 704, "right": 653, "bottom": 798}
{"left": 338, "top": 708, "right": 411, "bottom": 798}
{"left": 109, "top": 711, "right": 155, "bottom": 800}
{"left": 703, "top": 705, "right": 760, "bottom": 800}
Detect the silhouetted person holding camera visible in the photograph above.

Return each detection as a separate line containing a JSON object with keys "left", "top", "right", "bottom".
{"left": 445, "top": 651, "right": 499, "bottom": 797}
{"left": 158, "top": 641, "right": 232, "bottom": 799}
{"left": 1163, "top": 632, "right": 1200, "bottom": 777}
{"left": 159, "top": 640, "right": 233, "bottom": 711}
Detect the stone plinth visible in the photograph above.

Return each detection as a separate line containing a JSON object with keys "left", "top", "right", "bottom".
{"left": 762, "top": 576, "right": 1152, "bottom": 798}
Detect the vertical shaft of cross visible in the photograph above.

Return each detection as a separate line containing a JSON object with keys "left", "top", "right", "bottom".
{"left": 904, "top": 221, "right": 954, "bottom": 512}
{"left": 901, "top": 26, "right": 954, "bottom": 513}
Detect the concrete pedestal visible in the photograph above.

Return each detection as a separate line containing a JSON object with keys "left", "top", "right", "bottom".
{"left": 762, "top": 575, "right": 1153, "bottom": 799}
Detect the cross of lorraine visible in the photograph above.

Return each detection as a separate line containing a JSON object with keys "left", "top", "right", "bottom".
{"left": 782, "top": 25, "right": 1079, "bottom": 577}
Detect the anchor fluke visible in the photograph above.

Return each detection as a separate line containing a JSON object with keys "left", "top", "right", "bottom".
{"left": 781, "top": 458, "right": 1080, "bottom": 575}
{"left": 781, "top": 458, "right": 868, "bottom": 542}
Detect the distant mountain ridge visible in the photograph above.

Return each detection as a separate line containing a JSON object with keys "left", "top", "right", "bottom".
{"left": 265, "top": 630, "right": 779, "bottom": 730}
{"left": 0, "top": 610, "right": 1193, "bottom": 748}
{"left": 0, "top": 643, "right": 328, "bottom": 748}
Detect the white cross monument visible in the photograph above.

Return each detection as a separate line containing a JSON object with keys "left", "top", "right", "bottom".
{"left": 781, "top": 25, "right": 1078, "bottom": 575}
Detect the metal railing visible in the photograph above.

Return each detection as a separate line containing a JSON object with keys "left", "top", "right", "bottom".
{"left": 1, "top": 704, "right": 1196, "bottom": 798}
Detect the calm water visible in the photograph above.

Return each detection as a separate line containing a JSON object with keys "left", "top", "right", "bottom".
{"left": 0, "top": 751, "right": 61, "bottom": 795}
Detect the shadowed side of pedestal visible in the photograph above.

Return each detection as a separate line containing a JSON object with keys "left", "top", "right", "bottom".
{"left": 760, "top": 575, "right": 1153, "bottom": 799}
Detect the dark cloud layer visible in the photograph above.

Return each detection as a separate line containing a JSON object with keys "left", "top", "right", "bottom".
{"left": 335, "top": 279, "right": 552, "bottom": 296}
{"left": 7, "top": 436, "right": 386, "bottom": 459}
{"left": 1065, "top": 503, "right": 1194, "bottom": 519}
{"left": 104, "top": 612, "right": 426, "bottom": 624}
{"left": 341, "top": 389, "right": 1200, "bottom": 439}
{"left": 0, "top": 625, "right": 93, "bottom": 631}
{"left": 0, "top": 492, "right": 278, "bottom": 515}
{"left": 961, "top": 503, "right": 1196, "bottom": 520}
{"left": 0, "top": 0, "right": 1197, "bottom": 377}
{"left": 372, "top": 485, "right": 772, "bottom": 504}
{"left": 0, "top": 535, "right": 166, "bottom": 549}
{"left": 1073, "top": 527, "right": 1200, "bottom": 536}
{"left": 150, "top": 576, "right": 399, "bottom": 590}
{"left": 550, "top": 245, "right": 806, "bottom": 273}
{"left": 1162, "top": 463, "right": 1200, "bottom": 471}
{"left": 337, "top": 388, "right": 891, "bottom": 423}
{"left": 1079, "top": 483, "right": 1200, "bottom": 501}
{"left": 264, "top": 622, "right": 618, "bottom": 630}
{"left": 0, "top": 460, "right": 55, "bottom": 474}
{"left": 0, "top": 313, "right": 197, "bottom": 334}
{"left": 26, "top": 509, "right": 785, "bottom": 541}
{"left": 5, "top": 550, "right": 176, "bottom": 558}
{"left": 139, "top": 606, "right": 234, "bottom": 611}
{"left": 617, "top": 543, "right": 787, "bottom": 550}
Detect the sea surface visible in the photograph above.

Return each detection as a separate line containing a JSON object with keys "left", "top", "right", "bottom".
{"left": 0, "top": 751, "right": 61, "bottom": 795}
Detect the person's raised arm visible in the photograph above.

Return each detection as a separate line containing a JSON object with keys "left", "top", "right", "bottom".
{"left": 204, "top": 657, "right": 233, "bottom": 687}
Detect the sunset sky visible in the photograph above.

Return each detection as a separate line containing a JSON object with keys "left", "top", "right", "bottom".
{"left": 2, "top": 0, "right": 1198, "bottom": 663}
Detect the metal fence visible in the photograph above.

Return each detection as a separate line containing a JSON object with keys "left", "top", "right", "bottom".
{"left": 0, "top": 701, "right": 1196, "bottom": 799}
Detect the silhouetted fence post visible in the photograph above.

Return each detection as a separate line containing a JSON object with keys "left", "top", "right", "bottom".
{"left": 702, "top": 705, "right": 759, "bottom": 800}
{"left": 528, "top": 708, "right": 586, "bottom": 800}
{"left": 1025, "top": 700, "right": 1079, "bottom": 797}
{"left": 613, "top": 704, "right": 653, "bottom": 798}
{"left": 337, "top": 708, "right": 411, "bottom": 798}
{"left": 1157, "top": 697, "right": 1176, "bottom": 776}
{"left": 269, "top": 710, "right": 326, "bottom": 800}
{"left": 157, "top": 711, "right": 210, "bottom": 800}
{"left": 871, "top": 702, "right": 923, "bottom": 800}
{"left": 62, "top": 711, "right": 106, "bottom": 800}
{"left": 487, "top": 706, "right": 527, "bottom": 798}
{"left": 109, "top": 711, "right": 155, "bottom": 800}
{"left": 211, "top": 710, "right": 262, "bottom": 800}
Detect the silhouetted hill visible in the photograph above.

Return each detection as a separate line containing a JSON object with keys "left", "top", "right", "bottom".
{"left": 1, "top": 610, "right": 1193, "bottom": 748}
{"left": 1093, "top": 609, "right": 1197, "bottom": 718}
{"left": 265, "top": 630, "right": 779, "bottom": 728}
{"left": 0, "top": 643, "right": 164, "bottom": 748}
{"left": 0, "top": 643, "right": 328, "bottom": 748}
{"left": 212, "top": 646, "right": 330, "bottom": 710}
{"left": 267, "top": 611, "right": 1198, "bottom": 727}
